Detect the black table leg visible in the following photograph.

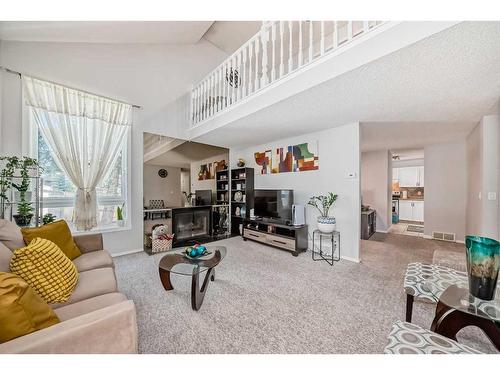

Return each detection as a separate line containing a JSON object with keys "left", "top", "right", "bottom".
{"left": 191, "top": 267, "right": 215, "bottom": 311}
{"left": 406, "top": 294, "right": 414, "bottom": 323}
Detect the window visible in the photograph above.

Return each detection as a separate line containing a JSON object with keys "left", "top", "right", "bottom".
{"left": 32, "top": 118, "right": 129, "bottom": 232}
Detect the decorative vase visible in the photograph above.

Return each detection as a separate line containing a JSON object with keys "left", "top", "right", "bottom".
{"left": 317, "top": 216, "right": 336, "bottom": 233}
{"left": 465, "top": 236, "right": 500, "bottom": 301}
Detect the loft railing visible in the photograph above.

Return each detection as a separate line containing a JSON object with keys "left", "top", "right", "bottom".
{"left": 190, "top": 20, "right": 383, "bottom": 127}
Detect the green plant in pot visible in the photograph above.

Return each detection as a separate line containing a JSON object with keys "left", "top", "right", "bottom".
{"left": 42, "top": 213, "right": 57, "bottom": 225}
{"left": 308, "top": 192, "right": 338, "bottom": 233}
{"left": 116, "top": 203, "right": 125, "bottom": 227}
{"left": 10, "top": 156, "right": 41, "bottom": 227}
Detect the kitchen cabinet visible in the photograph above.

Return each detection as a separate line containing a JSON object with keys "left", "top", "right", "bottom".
{"left": 398, "top": 200, "right": 424, "bottom": 222}
{"left": 397, "top": 166, "right": 424, "bottom": 187}
{"left": 392, "top": 168, "right": 399, "bottom": 182}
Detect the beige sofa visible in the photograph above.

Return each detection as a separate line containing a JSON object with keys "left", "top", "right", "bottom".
{"left": 0, "top": 225, "right": 138, "bottom": 354}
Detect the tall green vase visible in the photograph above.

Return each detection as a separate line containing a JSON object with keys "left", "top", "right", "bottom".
{"left": 465, "top": 236, "right": 500, "bottom": 300}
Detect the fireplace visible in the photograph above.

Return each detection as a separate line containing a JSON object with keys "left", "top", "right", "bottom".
{"left": 172, "top": 207, "right": 211, "bottom": 246}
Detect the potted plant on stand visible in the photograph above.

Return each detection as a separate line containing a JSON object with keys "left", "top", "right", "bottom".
{"left": 11, "top": 157, "right": 41, "bottom": 227}
{"left": 116, "top": 203, "right": 125, "bottom": 227}
{"left": 308, "top": 192, "right": 338, "bottom": 233}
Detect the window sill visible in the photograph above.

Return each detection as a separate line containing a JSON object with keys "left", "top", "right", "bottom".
{"left": 71, "top": 223, "right": 131, "bottom": 236}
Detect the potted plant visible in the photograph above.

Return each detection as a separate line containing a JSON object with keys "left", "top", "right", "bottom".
{"left": 0, "top": 156, "right": 18, "bottom": 219}
{"left": 11, "top": 157, "right": 41, "bottom": 227}
{"left": 116, "top": 204, "right": 125, "bottom": 227}
{"left": 308, "top": 192, "right": 338, "bottom": 233}
{"left": 42, "top": 213, "right": 57, "bottom": 225}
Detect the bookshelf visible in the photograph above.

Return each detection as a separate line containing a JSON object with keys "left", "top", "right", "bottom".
{"left": 215, "top": 169, "right": 229, "bottom": 204}
{"left": 230, "top": 167, "right": 254, "bottom": 236}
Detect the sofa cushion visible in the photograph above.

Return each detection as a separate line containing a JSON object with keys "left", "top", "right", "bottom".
{"left": 0, "top": 219, "right": 25, "bottom": 251}
{"left": 21, "top": 220, "right": 81, "bottom": 260}
{"left": 73, "top": 250, "right": 114, "bottom": 273}
{"left": 0, "top": 242, "right": 12, "bottom": 273}
{"left": 0, "top": 272, "right": 60, "bottom": 343}
{"left": 50, "top": 267, "right": 117, "bottom": 309}
{"left": 53, "top": 292, "right": 127, "bottom": 321}
{"left": 10, "top": 238, "right": 79, "bottom": 304}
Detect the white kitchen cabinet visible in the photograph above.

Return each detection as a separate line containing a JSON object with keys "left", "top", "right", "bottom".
{"left": 398, "top": 200, "right": 424, "bottom": 222}
{"left": 412, "top": 201, "right": 424, "bottom": 222}
{"left": 392, "top": 168, "right": 399, "bottom": 181}
{"left": 399, "top": 200, "right": 413, "bottom": 221}
{"left": 398, "top": 166, "right": 424, "bottom": 187}
{"left": 418, "top": 166, "right": 424, "bottom": 187}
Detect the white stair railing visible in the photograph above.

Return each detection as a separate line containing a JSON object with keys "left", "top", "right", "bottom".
{"left": 190, "top": 20, "right": 383, "bottom": 127}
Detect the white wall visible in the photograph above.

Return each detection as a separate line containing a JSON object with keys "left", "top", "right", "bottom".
{"left": 230, "top": 123, "right": 361, "bottom": 262}
{"left": 190, "top": 151, "right": 229, "bottom": 199}
{"left": 143, "top": 165, "right": 182, "bottom": 208}
{"left": 424, "top": 142, "right": 467, "bottom": 241}
{"left": 0, "top": 40, "right": 227, "bottom": 254}
{"left": 361, "top": 150, "right": 392, "bottom": 232}
{"left": 466, "top": 115, "right": 500, "bottom": 240}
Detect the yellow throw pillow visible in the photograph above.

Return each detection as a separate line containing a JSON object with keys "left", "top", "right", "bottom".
{"left": 21, "top": 220, "right": 81, "bottom": 260}
{"left": 10, "top": 238, "right": 79, "bottom": 304}
{"left": 0, "top": 272, "right": 60, "bottom": 343}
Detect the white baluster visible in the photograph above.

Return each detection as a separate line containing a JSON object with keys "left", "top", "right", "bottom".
{"left": 279, "top": 21, "right": 285, "bottom": 77}
{"left": 231, "top": 56, "right": 236, "bottom": 104}
{"left": 236, "top": 53, "right": 241, "bottom": 102}
{"left": 347, "top": 21, "right": 353, "bottom": 41}
{"left": 308, "top": 21, "right": 313, "bottom": 63}
{"left": 200, "top": 81, "right": 204, "bottom": 121}
{"left": 298, "top": 21, "right": 303, "bottom": 67}
{"left": 196, "top": 86, "right": 200, "bottom": 123}
{"left": 270, "top": 22, "right": 276, "bottom": 82}
{"left": 224, "top": 62, "right": 228, "bottom": 109}
{"left": 254, "top": 36, "right": 260, "bottom": 90}
{"left": 208, "top": 75, "right": 213, "bottom": 117}
{"left": 248, "top": 42, "right": 254, "bottom": 95}
{"left": 260, "top": 24, "right": 269, "bottom": 87}
{"left": 288, "top": 21, "right": 293, "bottom": 73}
{"left": 363, "top": 20, "right": 369, "bottom": 33}
{"left": 333, "top": 21, "right": 338, "bottom": 48}
{"left": 217, "top": 68, "right": 221, "bottom": 112}
{"left": 320, "top": 21, "right": 325, "bottom": 55}
{"left": 242, "top": 47, "right": 247, "bottom": 98}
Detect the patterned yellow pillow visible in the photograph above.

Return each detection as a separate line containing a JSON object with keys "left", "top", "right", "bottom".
{"left": 9, "top": 238, "right": 78, "bottom": 304}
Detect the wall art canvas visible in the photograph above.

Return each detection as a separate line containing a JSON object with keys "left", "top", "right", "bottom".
{"left": 254, "top": 142, "right": 318, "bottom": 175}
{"left": 198, "top": 159, "right": 227, "bottom": 180}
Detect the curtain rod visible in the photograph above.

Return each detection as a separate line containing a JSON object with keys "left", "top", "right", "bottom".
{"left": 0, "top": 65, "right": 142, "bottom": 109}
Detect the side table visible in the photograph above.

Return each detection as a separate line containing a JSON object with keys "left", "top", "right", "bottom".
{"left": 312, "top": 229, "right": 340, "bottom": 266}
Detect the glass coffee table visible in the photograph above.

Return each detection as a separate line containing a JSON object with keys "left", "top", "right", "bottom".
{"left": 158, "top": 246, "right": 227, "bottom": 311}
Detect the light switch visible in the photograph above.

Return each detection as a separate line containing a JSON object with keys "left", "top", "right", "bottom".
{"left": 488, "top": 192, "right": 497, "bottom": 201}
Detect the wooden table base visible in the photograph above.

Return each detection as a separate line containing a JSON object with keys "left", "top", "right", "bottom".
{"left": 431, "top": 300, "right": 500, "bottom": 351}
{"left": 159, "top": 267, "right": 216, "bottom": 311}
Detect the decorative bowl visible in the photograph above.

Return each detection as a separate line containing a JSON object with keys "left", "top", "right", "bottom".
{"left": 184, "top": 245, "right": 211, "bottom": 259}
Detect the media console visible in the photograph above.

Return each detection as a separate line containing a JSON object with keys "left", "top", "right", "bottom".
{"left": 242, "top": 219, "right": 308, "bottom": 257}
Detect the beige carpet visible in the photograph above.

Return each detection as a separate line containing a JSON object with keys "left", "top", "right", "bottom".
{"left": 113, "top": 233, "right": 498, "bottom": 353}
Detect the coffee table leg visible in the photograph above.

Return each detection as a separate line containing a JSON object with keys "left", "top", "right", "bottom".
{"left": 406, "top": 294, "right": 414, "bottom": 323}
{"left": 191, "top": 267, "right": 215, "bottom": 311}
{"left": 159, "top": 268, "right": 174, "bottom": 290}
{"left": 431, "top": 301, "right": 500, "bottom": 350}
{"left": 211, "top": 268, "right": 215, "bottom": 281}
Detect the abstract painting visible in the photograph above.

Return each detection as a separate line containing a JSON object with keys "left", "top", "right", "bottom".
{"left": 198, "top": 159, "right": 227, "bottom": 180}
{"left": 254, "top": 142, "right": 318, "bottom": 174}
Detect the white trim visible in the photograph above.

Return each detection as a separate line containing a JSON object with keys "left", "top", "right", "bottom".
{"left": 423, "top": 234, "right": 433, "bottom": 240}
{"left": 376, "top": 229, "right": 388, "bottom": 234}
{"left": 72, "top": 224, "right": 131, "bottom": 236}
{"left": 341, "top": 255, "right": 360, "bottom": 263}
{"left": 456, "top": 240, "right": 465, "bottom": 244}
{"left": 111, "top": 248, "right": 143, "bottom": 258}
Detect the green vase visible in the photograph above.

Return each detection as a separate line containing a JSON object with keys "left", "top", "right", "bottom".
{"left": 465, "top": 236, "right": 500, "bottom": 300}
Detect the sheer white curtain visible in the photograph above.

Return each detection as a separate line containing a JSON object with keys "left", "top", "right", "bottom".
{"left": 23, "top": 76, "right": 132, "bottom": 231}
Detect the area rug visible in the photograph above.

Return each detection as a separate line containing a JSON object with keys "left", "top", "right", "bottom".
{"left": 113, "top": 235, "right": 497, "bottom": 354}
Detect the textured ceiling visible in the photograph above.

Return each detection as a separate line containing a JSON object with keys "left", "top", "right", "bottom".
{"left": 0, "top": 21, "right": 214, "bottom": 44}
{"left": 194, "top": 22, "right": 500, "bottom": 149}
{"left": 202, "top": 21, "right": 261, "bottom": 54}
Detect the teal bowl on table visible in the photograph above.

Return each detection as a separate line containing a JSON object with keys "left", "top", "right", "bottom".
{"left": 465, "top": 235, "right": 500, "bottom": 301}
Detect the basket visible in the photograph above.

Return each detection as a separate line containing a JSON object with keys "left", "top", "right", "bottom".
{"left": 152, "top": 236, "right": 173, "bottom": 253}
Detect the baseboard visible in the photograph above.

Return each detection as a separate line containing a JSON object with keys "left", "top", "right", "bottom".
{"left": 341, "top": 255, "right": 361, "bottom": 263}
{"left": 111, "top": 248, "right": 143, "bottom": 258}
{"left": 423, "top": 234, "right": 465, "bottom": 244}
{"left": 376, "top": 230, "right": 388, "bottom": 234}
{"left": 422, "top": 235, "right": 433, "bottom": 239}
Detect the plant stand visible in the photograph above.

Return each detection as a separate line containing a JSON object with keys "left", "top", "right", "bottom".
{"left": 312, "top": 229, "right": 340, "bottom": 266}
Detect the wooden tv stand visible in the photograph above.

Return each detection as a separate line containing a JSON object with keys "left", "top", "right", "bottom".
{"left": 242, "top": 219, "right": 308, "bottom": 256}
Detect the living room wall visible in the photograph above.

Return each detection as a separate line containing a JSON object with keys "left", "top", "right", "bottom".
{"left": 230, "top": 122, "right": 361, "bottom": 262}
{"left": 0, "top": 40, "right": 227, "bottom": 255}
{"left": 190, "top": 151, "right": 229, "bottom": 200}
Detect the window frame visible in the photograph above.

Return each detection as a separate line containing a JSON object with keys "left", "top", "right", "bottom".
{"left": 22, "top": 97, "right": 132, "bottom": 234}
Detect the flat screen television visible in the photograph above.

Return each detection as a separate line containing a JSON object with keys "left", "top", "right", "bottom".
{"left": 254, "top": 189, "right": 293, "bottom": 223}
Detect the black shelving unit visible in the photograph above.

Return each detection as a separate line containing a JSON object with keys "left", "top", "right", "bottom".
{"left": 215, "top": 169, "right": 229, "bottom": 204}
{"left": 230, "top": 167, "right": 254, "bottom": 236}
